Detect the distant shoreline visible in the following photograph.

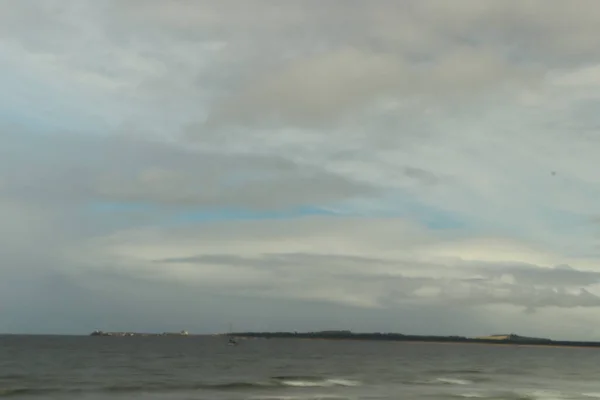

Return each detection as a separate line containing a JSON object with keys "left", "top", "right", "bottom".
{"left": 89, "top": 330, "right": 190, "bottom": 337}
{"left": 83, "top": 330, "right": 600, "bottom": 348}
{"left": 227, "top": 332, "right": 600, "bottom": 349}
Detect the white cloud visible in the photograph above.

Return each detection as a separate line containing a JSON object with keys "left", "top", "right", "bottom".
{"left": 69, "top": 218, "right": 600, "bottom": 320}
{"left": 203, "top": 46, "right": 539, "bottom": 128}
{"left": 0, "top": 133, "right": 375, "bottom": 210}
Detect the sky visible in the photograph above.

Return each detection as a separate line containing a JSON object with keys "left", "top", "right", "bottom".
{"left": 3, "top": 1, "right": 600, "bottom": 339}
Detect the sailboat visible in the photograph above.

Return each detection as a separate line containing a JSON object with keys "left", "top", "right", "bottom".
{"left": 227, "top": 323, "right": 238, "bottom": 346}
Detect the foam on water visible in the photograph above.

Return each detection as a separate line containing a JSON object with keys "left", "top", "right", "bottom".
{"left": 434, "top": 378, "right": 473, "bottom": 385}
{"left": 275, "top": 378, "right": 361, "bottom": 387}
{"left": 249, "top": 395, "right": 349, "bottom": 400}
{"left": 516, "top": 389, "right": 568, "bottom": 400}
{"left": 451, "top": 389, "right": 600, "bottom": 400}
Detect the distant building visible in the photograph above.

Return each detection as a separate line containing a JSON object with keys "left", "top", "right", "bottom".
{"left": 475, "top": 334, "right": 512, "bottom": 340}
{"left": 90, "top": 329, "right": 190, "bottom": 337}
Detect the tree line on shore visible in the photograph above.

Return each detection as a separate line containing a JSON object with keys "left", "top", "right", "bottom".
{"left": 230, "top": 331, "right": 600, "bottom": 347}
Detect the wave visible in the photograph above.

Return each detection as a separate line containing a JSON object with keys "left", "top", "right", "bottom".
{"left": 434, "top": 378, "right": 474, "bottom": 385}
{"left": 513, "top": 389, "right": 567, "bottom": 400}
{"left": 0, "top": 385, "right": 164, "bottom": 397}
{"left": 249, "top": 396, "right": 350, "bottom": 400}
{"left": 449, "top": 388, "right": 600, "bottom": 400}
{"left": 457, "top": 393, "right": 489, "bottom": 398}
{"left": 450, "top": 389, "right": 600, "bottom": 400}
{"left": 271, "top": 376, "right": 361, "bottom": 387}
{"left": 429, "top": 369, "right": 484, "bottom": 375}
{"left": 205, "top": 376, "right": 360, "bottom": 389}
{"left": 0, "top": 388, "right": 55, "bottom": 397}
{"left": 0, "top": 376, "right": 361, "bottom": 397}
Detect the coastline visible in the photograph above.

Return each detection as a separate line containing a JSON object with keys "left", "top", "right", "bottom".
{"left": 228, "top": 332, "right": 600, "bottom": 349}
{"left": 84, "top": 330, "right": 600, "bottom": 349}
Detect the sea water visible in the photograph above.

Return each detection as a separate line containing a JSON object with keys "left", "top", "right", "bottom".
{"left": 1, "top": 335, "right": 599, "bottom": 399}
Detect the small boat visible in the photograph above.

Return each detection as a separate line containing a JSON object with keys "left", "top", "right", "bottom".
{"left": 227, "top": 323, "right": 238, "bottom": 346}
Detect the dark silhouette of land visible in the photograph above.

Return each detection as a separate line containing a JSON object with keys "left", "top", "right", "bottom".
{"left": 87, "top": 329, "right": 600, "bottom": 348}
{"left": 89, "top": 330, "right": 189, "bottom": 337}
{"left": 227, "top": 330, "right": 600, "bottom": 348}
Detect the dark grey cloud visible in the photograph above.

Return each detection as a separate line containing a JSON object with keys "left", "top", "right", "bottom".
{"left": 102, "top": 1, "right": 600, "bottom": 64}
{"left": 200, "top": 47, "right": 540, "bottom": 130}
{"left": 474, "top": 263, "right": 600, "bottom": 287}
{"left": 0, "top": 0, "right": 565, "bottom": 132}
{"left": 0, "top": 266, "right": 493, "bottom": 335}
{"left": 141, "top": 250, "right": 600, "bottom": 312}
{"left": 451, "top": 286, "right": 600, "bottom": 311}
{"left": 0, "top": 132, "right": 375, "bottom": 210}
{"left": 403, "top": 167, "right": 440, "bottom": 186}
{"left": 159, "top": 252, "right": 390, "bottom": 268}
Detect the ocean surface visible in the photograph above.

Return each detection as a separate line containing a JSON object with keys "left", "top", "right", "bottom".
{"left": 2, "top": 335, "right": 600, "bottom": 400}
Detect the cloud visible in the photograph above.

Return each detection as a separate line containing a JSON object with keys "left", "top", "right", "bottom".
{"left": 92, "top": 149, "right": 374, "bottom": 210}
{"left": 4, "top": 0, "right": 600, "bottom": 339}
{"left": 202, "top": 46, "right": 540, "bottom": 129}
{"left": 468, "top": 263, "right": 600, "bottom": 287}
{"left": 69, "top": 218, "right": 600, "bottom": 317}
{"left": 0, "top": 132, "right": 375, "bottom": 210}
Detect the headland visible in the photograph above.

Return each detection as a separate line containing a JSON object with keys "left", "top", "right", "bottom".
{"left": 87, "top": 330, "right": 600, "bottom": 348}
{"left": 227, "top": 331, "right": 600, "bottom": 348}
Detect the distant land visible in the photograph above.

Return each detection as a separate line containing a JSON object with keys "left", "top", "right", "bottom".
{"left": 89, "top": 330, "right": 190, "bottom": 337}
{"left": 89, "top": 330, "right": 600, "bottom": 347}
{"left": 228, "top": 331, "right": 600, "bottom": 348}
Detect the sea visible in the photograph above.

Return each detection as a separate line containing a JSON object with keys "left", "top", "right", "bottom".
{"left": 2, "top": 335, "right": 600, "bottom": 400}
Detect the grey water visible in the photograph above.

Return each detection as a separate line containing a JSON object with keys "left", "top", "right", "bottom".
{"left": 2, "top": 335, "right": 600, "bottom": 400}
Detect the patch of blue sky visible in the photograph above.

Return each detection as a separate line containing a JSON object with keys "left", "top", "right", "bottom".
{"left": 79, "top": 186, "right": 599, "bottom": 242}
{"left": 169, "top": 205, "right": 337, "bottom": 224}
{"left": 86, "top": 187, "right": 475, "bottom": 230}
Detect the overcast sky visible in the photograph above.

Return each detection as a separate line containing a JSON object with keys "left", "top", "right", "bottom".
{"left": 4, "top": 0, "right": 600, "bottom": 339}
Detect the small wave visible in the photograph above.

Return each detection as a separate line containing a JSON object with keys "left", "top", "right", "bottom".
{"left": 272, "top": 376, "right": 321, "bottom": 381}
{"left": 272, "top": 377, "right": 360, "bottom": 388}
{"left": 517, "top": 390, "right": 567, "bottom": 400}
{"left": 582, "top": 394, "right": 600, "bottom": 399}
{"left": 0, "top": 383, "right": 264, "bottom": 397}
{"left": 0, "top": 377, "right": 360, "bottom": 397}
{"left": 0, "top": 388, "right": 35, "bottom": 397}
{"left": 203, "top": 382, "right": 275, "bottom": 390}
{"left": 0, "top": 388, "right": 66, "bottom": 397}
{"left": 249, "top": 395, "right": 349, "bottom": 400}
{"left": 326, "top": 379, "right": 360, "bottom": 387}
{"left": 0, "top": 384, "right": 189, "bottom": 397}
{"left": 431, "top": 369, "right": 484, "bottom": 375}
{"left": 435, "top": 378, "right": 473, "bottom": 385}
{"left": 458, "top": 393, "right": 488, "bottom": 398}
